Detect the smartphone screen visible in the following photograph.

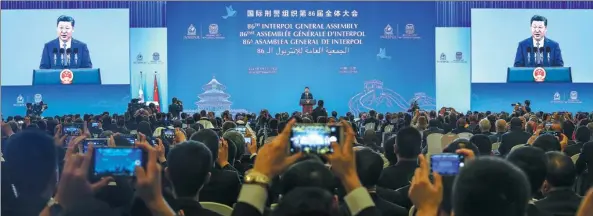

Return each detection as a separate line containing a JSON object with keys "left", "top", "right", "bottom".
{"left": 63, "top": 123, "right": 83, "bottom": 136}
{"left": 82, "top": 138, "right": 109, "bottom": 153}
{"left": 91, "top": 122, "right": 99, "bottom": 128}
{"left": 430, "top": 153, "right": 464, "bottom": 175}
{"left": 92, "top": 147, "right": 144, "bottom": 177}
{"left": 290, "top": 124, "right": 341, "bottom": 154}
{"left": 163, "top": 129, "right": 175, "bottom": 140}
{"left": 243, "top": 137, "right": 252, "bottom": 155}
{"left": 235, "top": 126, "right": 247, "bottom": 136}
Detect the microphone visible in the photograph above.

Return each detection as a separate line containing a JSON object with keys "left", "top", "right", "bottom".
{"left": 526, "top": 47, "right": 532, "bottom": 65}
{"left": 545, "top": 47, "right": 551, "bottom": 65}
{"left": 59, "top": 48, "right": 65, "bottom": 67}
{"left": 539, "top": 47, "right": 545, "bottom": 65}
{"left": 52, "top": 48, "right": 58, "bottom": 66}
{"left": 65, "top": 48, "right": 72, "bottom": 67}
{"left": 73, "top": 48, "right": 79, "bottom": 65}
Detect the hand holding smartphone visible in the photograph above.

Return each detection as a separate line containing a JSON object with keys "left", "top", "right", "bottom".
{"left": 63, "top": 123, "right": 83, "bottom": 136}
{"left": 82, "top": 138, "right": 109, "bottom": 153}
{"left": 430, "top": 153, "right": 465, "bottom": 176}
{"left": 91, "top": 147, "right": 146, "bottom": 177}
{"left": 289, "top": 123, "right": 343, "bottom": 154}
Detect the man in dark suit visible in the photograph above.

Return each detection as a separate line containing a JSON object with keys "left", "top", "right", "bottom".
{"left": 499, "top": 117, "right": 532, "bottom": 156}
{"left": 451, "top": 118, "right": 471, "bottom": 134}
{"left": 564, "top": 126, "right": 590, "bottom": 157}
{"left": 378, "top": 127, "right": 420, "bottom": 190}
{"left": 513, "top": 15, "right": 564, "bottom": 67}
{"left": 190, "top": 129, "right": 241, "bottom": 207}
{"left": 40, "top": 15, "right": 92, "bottom": 69}
{"left": 300, "top": 87, "right": 314, "bottom": 114}
{"left": 536, "top": 151, "right": 582, "bottom": 216}
{"left": 352, "top": 148, "right": 407, "bottom": 216}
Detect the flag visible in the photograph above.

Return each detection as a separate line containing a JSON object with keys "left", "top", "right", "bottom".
{"left": 153, "top": 73, "right": 161, "bottom": 112}
{"left": 138, "top": 72, "right": 145, "bottom": 103}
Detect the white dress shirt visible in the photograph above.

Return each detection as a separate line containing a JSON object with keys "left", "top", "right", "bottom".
{"left": 532, "top": 37, "right": 545, "bottom": 48}
{"left": 59, "top": 39, "right": 72, "bottom": 50}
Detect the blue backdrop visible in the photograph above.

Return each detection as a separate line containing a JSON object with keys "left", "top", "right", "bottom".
{"left": 167, "top": 2, "right": 436, "bottom": 115}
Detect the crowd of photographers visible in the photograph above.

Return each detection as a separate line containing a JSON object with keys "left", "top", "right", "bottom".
{"left": 2, "top": 103, "right": 593, "bottom": 216}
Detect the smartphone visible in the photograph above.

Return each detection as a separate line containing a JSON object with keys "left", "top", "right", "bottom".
{"left": 63, "top": 123, "right": 83, "bottom": 136}
{"left": 243, "top": 137, "right": 252, "bottom": 155}
{"left": 82, "top": 138, "right": 109, "bottom": 153}
{"left": 545, "top": 122, "right": 553, "bottom": 131}
{"left": 163, "top": 129, "right": 175, "bottom": 140}
{"left": 235, "top": 126, "right": 247, "bottom": 136}
{"left": 63, "top": 136, "right": 77, "bottom": 148}
{"left": 91, "top": 122, "right": 99, "bottom": 128}
{"left": 430, "top": 153, "right": 465, "bottom": 176}
{"left": 289, "top": 123, "right": 343, "bottom": 154}
{"left": 120, "top": 134, "right": 137, "bottom": 145}
{"left": 92, "top": 147, "right": 146, "bottom": 177}
{"left": 146, "top": 137, "right": 157, "bottom": 146}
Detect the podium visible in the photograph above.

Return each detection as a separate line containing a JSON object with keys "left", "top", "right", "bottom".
{"left": 300, "top": 99, "right": 316, "bottom": 114}
{"left": 32, "top": 68, "right": 101, "bottom": 85}
{"left": 507, "top": 67, "right": 571, "bottom": 83}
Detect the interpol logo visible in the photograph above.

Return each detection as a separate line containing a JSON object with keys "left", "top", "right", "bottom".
{"left": 134, "top": 53, "right": 147, "bottom": 64}
{"left": 437, "top": 52, "right": 449, "bottom": 63}
{"left": 379, "top": 24, "right": 397, "bottom": 40}
{"left": 184, "top": 24, "right": 200, "bottom": 40}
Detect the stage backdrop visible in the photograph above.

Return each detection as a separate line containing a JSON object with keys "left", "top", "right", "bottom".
{"left": 167, "top": 1, "right": 436, "bottom": 115}
{"left": 435, "top": 27, "right": 470, "bottom": 112}
{"left": 130, "top": 28, "right": 169, "bottom": 112}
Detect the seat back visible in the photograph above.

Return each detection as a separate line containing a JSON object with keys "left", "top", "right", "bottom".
{"left": 491, "top": 142, "right": 501, "bottom": 150}
{"left": 427, "top": 133, "right": 444, "bottom": 155}
{"left": 199, "top": 202, "right": 233, "bottom": 216}
{"left": 458, "top": 132, "right": 473, "bottom": 139}
{"left": 441, "top": 134, "right": 459, "bottom": 149}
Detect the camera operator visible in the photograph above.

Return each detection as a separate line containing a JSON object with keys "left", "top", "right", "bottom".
{"left": 169, "top": 97, "right": 183, "bottom": 120}
{"left": 29, "top": 101, "right": 47, "bottom": 118}
{"left": 512, "top": 100, "right": 531, "bottom": 116}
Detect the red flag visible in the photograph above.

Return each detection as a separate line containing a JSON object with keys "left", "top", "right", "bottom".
{"left": 153, "top": 73, "right": 161, "bottom": 112}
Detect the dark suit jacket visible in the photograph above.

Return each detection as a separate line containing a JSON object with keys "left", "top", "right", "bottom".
{"left": 199, "top": 168, "right": 241, "bottom": 207}
{"left": 527, "top": 203, "right": 554, "bottom": 216}
{"left": 40, "top": 38, "right": 92, "bottom": 69}
{"left": 514, "top": 37, "right": 564, "bottom": 67}
{"left": 489, "top": 132, "right": 505, "bottom": 143}
{"left": 564, "top": 142, "right": 585, "bottom": 157}
{"left": 534, "top": 189, "right": 582, "bottom": 216}
{"left": 576, "top": 142, "right": 593, "bottom": 175}
{"left": 232, "top": 201, "right": 379, "bottom": 216}
{"left": 377, "top": 160, "right": 418, "bottom": 190}
{"left": 311, "top": 106, "right": 327, "bottom": 122}
{"left": 300, "top": 93, "right": 313, "bottom": 100}
{"left": 367, "top": 193, "right": 407, "bottom": 216}
{"left": 499, "top": 129, "right": 532, "bottom": 156}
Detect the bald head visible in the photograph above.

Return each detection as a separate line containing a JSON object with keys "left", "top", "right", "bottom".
{"left": 496, "top": 119, "right": 507, "bottom": 133}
